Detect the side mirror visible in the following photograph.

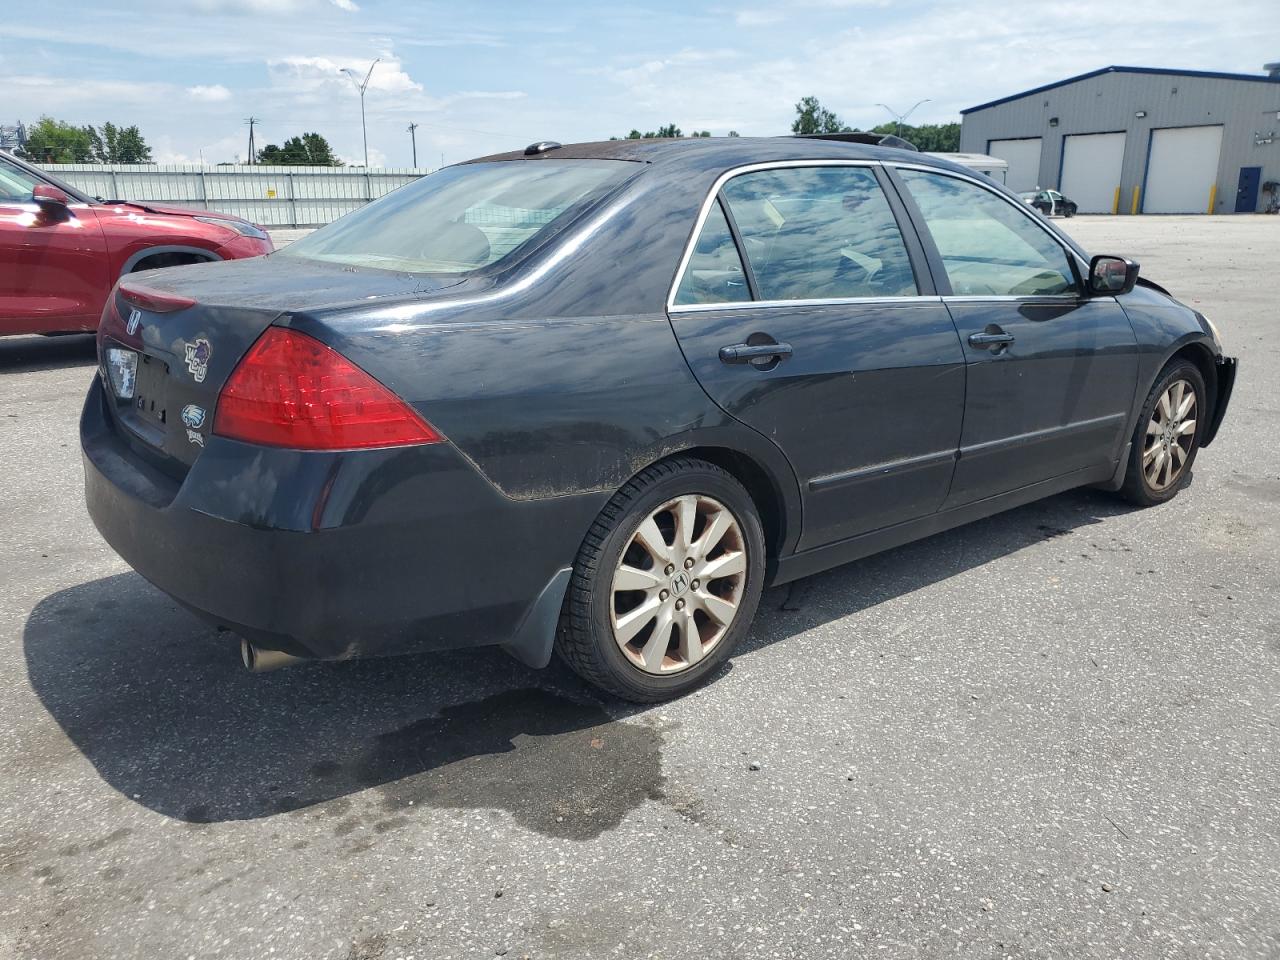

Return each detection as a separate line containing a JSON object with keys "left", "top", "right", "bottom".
{"left": 32, "top": 183, "right": 71, "bottom": 221}
{"left": 1088, "top": 254, "right": 1139, "bottom": 296}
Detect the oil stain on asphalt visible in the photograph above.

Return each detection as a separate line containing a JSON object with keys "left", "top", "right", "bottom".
{"left": 314, "top": 689, "right": 666, "bottom": 841}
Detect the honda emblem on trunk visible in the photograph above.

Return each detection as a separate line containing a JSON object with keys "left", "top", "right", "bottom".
{"left": 126, "top": 309, "right": 142, "bottom": 336}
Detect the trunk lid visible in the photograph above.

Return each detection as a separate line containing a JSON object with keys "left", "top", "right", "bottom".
{"left": 98, "top": 255, "right": 462, "bottom": 475}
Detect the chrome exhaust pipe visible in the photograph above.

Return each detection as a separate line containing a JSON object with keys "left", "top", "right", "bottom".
{"left": 240, "top": 639, "right": 303, "bottom": 673}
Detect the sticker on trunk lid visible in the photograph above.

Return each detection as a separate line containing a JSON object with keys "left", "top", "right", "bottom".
{"left": 184, "top": 337, "right": 212, "bottom": 383}
{"left": 182, "top": 404, "right": 207, "bottom": 447}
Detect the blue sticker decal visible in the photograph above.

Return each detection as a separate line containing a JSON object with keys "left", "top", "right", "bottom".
{"left": 181, "top": 404, "right": 206, "bottom": 429}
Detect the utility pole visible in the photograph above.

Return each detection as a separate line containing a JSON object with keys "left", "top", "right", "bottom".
{"left": 244, "top": 116, "right": 260, "bottom": 165}
{"left": 874, "top": 100, "right": 931, "bottom": 140}
{"left": 407, "top": 122, "right": 419, "bottom": 167}
{"left": 341, "top": 59, "right": 380, "bottom": 167}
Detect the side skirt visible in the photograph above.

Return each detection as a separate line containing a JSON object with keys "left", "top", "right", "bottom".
{"left": 770, "top": 461, "right": 1116, "bottom": 586}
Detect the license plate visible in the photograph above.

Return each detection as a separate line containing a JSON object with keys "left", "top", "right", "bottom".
{"left": 132, "top": 355, "right": 169, "bottom": 430}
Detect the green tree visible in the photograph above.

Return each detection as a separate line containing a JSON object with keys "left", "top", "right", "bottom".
{"left": 257, "top": 132, "right": 342, "bottom": 166}
{"left": 791, "top": 96, "right": 850, "bottom": 136}
{"left": 727, "top": 130, "right": 740, "bottom": 137}
{"left": 871, "top": 121, "right": 960, "bottom": 151}
{"left": 16, "top": 116, "right": 96, "bottom": 163}
{"left": 613, "top": 124, "right": 720, "bottom": 140}
{"left": 89, "top": 123, "right": 153, "bottom": 163}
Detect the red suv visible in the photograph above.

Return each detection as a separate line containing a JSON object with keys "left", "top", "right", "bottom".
{"left": 0, "top": 149, "right": 273, "bottom": 336}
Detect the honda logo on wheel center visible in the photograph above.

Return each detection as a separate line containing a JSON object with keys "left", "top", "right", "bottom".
{"left": 670, "top": 571, "right": 690, "bottom": 596}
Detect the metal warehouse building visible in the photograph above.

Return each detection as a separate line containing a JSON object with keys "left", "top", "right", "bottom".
{"left": 958, "top": 65, "right": 1280, "bottom": 214}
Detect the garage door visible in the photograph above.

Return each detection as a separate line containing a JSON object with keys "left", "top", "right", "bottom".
{"left": 1144, "top": 126, "right": 1223, "bottom": 214}
{"left": 1060, "top": 132, "right": 1126, "bottom": 213}
{"left": 987, "top": 138, "right": 1042, "bottom": 193}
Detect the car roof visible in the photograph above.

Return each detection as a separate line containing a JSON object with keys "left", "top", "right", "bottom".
{"left": 463, "top": 136, "right": 950, "bottom": 168}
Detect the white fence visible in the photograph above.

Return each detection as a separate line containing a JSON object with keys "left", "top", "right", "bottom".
{"left": 38, "top": 163, "right": 432, "bottom": 227}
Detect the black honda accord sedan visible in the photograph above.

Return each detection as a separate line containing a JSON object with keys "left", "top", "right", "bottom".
{"left": 82, "top": 136, "right": 1236, "bottom": 701}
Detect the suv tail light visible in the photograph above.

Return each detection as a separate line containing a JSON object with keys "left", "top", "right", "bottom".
{"left": 213, "top": 328, "right": 443, "bottom": 450}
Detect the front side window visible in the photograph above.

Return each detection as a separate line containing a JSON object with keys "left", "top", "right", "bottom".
{"left": 719, "top": 166, "right": 918, "bottom": 301}
{"left": 900, "top": 169, "right": 1077, "bottom": 297}
{"left": 0, "top": 157, "right": 40, "bottom": 202}
{"left": 281, "top": 160, "right": 633, "bottom": 274}
{"left": 673, "top": 199, "right": 751, "bottom": 305}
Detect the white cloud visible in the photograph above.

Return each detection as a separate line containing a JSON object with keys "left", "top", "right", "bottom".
{"left": 330, "top": 0, "right": 359, "bottom": 10}
{"left": 268, "top": 54, "right": 423, "bottom": 95}
{"left": 186, "top": 84, "right": 231, "bottom": 102}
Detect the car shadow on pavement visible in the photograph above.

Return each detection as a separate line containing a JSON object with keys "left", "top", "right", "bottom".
{"left": 0, "top": 334, "right": 97, "bottom": 374}
{"left": 21, "top": 572, "right": 670, "bottom": 839}
{"left": 23, "top": 487, "right": 1133, "bottom": 834}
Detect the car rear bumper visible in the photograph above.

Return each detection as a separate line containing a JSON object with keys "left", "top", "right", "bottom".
{"left": 1203, "top": 355, "right": 1237, "bottom": 446}
{"left": 80, "top": 377, "right": 602, "bottom": 663}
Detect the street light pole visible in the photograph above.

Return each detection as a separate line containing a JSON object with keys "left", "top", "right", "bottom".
{"left": 875, "top": 99, "right": 932, "bottom": 140}
{"left": 407, "top": 122, "right": 419, "bottom": 167}
{"left": 341, "top": 58, "right": 380, "bottom": 167}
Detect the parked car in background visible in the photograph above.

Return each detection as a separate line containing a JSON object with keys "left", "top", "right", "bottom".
{"left": 0, "top": 149, "right": 273, "bottom": 336}
{"left": 82, "top": 137, "right": 1235, "bottom": 702}
{"left": 1020, "top": 188, "right": 1078, "bottom": 217}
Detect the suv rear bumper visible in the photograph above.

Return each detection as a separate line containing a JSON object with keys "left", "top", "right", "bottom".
{"left": 81, "top": 378, "right": 599, "bottom": 663}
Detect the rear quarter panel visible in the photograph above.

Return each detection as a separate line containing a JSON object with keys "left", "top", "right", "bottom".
{"left": 282, "top": 163, "right": 804, "bottom": 550}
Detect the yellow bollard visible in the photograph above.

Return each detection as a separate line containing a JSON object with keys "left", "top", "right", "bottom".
{"left": 1112, "top": 187, "right": 1121, "bottom": 215}
{"left": 1130, "top": 186, "right": 1141, "bottom": 215}
{"left": 1207, "top": 184, "right": 1217, "bottom": 214}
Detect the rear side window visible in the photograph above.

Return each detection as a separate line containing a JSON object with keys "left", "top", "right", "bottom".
{"left": 673, "top": 200, "right": 751, "bottom": 305}
{"left": 0, "top": 157, "right": 39, "bottom": 202}
{"left": 280, "top": 160, "right": 633, "bottom": 275}
{"left": 719, "top": 166, "right": 918, "bottom": 301}
{"left": 900, "top": 170, "right": 1077, "bottom": 297}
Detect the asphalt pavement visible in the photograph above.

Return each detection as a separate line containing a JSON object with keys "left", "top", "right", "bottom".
{"left": 1, "top": 216, "right": 1276, "bottom": 959}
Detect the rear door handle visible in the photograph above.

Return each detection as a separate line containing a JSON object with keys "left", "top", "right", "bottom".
{"left": 968, "top": 331, "right": 1015, "bottom": 347}
{"left": 719, "top": 341, "right": 794, "bottom": 364}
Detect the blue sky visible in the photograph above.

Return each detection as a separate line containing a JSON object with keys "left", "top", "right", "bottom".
{"left": 2, "top": 0, "right": 1274, "bottom": 167}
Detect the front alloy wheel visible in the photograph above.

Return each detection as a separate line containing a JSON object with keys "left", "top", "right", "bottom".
{"left": 1142, "top": 379, "right": 1197, "bottom": 491}
{"left": 1120, "top": 358, "right": 1206, "bottom": 506}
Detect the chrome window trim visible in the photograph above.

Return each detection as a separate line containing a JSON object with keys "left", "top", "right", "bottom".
{"left": 666, "top": 158, "right": 896, "bottom": 312}
{"left": 887, "top": 161, "right": 1092, "bottom": 278}
{"left": 669, "top": 294, "right": 942, "bottom": 315}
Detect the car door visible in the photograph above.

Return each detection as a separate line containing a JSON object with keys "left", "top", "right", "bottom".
{"left": 0, "top": 154, "right": 109, "bottom": 334}
{"left": 889, "top": 166, "right": 1138, "bottom": 508}
{"left": 667, "top": 162, "right": 966, "bottom": 551}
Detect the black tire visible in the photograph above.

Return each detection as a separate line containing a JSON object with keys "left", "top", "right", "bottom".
{"left": 1119, "top": 358, "right": 1206, "bottom": 506}
{"left": 556, "top": 456, "right": 766, "bottom": 702}
{"left": 1065, "top": 204, "right": 1077, "bottom": 217}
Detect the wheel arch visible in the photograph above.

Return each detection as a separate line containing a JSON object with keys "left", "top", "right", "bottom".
{"left": 120, "top": 244, "right": 222, "bottom": 278}
{"left": 627, "top": 433, "right": 804, "bottom": 573}
{"left": 1165, "top": 339, "right": 1221, "bottom": 442}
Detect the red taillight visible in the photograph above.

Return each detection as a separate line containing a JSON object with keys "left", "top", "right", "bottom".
{"left": 118, "top": 283, "right": 197, "bottom": 314}
{"left": 213, "top": 328, "right": 443, "bottom": 450}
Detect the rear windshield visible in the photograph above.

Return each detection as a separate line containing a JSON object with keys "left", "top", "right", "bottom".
{"left": 279, "top": 160, "right": 633, "bottom": 274}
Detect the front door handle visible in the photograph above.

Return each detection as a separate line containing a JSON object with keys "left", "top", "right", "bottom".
{"left": 719, "top": 341, "right": 794, "bottom": 364}
{"left": 968, "top": 331, "right": 1015, "bottom": 347}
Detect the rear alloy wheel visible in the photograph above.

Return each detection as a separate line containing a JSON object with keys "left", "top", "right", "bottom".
{"left": 557, "top": 457, "right": 765, "bottom": 701}
{"left": 1120, "top": 359, "right": 1206, "bottom": 506}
